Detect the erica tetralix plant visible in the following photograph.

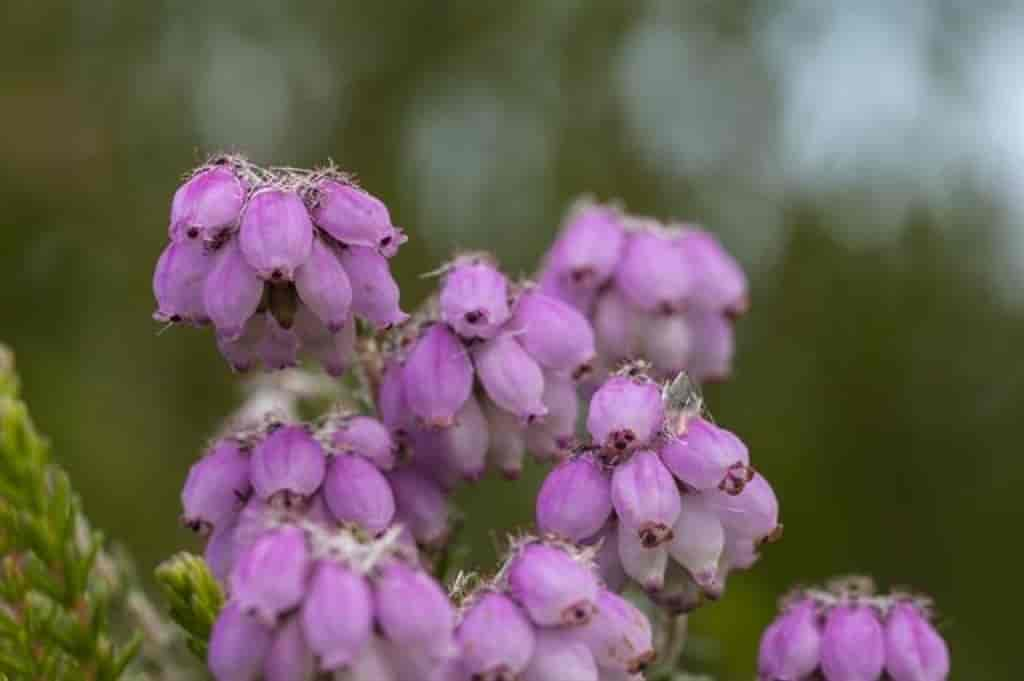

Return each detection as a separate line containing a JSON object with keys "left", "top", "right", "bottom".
{"left": 758, "top": 577, "right": 950, "bottom": 681}
{"left": 537, "top": 200, "right": 748, "bottom": 383}
{"left": 452, "top": 535, "right": 654, "bottom": 681}
{"left": 536, "top": 365, "right": 781, "bottom": 611}
{"left": 375, "top": 252, "right": 596, "bottom": 484}
{"left": 153, "top": 156, "right": 408, "bottom": 374}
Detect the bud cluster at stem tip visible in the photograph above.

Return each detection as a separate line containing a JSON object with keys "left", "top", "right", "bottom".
{"left": 536, "top": 365, "right": 781, "bottom": 611}
{"left": 758, "top": 577, "right": 950, "bottom": 681}
{"left": 153, "top": 156, "right": 408, "bottom": 374}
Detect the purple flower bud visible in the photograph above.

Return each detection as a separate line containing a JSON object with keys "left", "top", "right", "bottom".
{"left": 344, "top": 636, "right": 398, "bottom": 681}
{"left": 239, "top": 188, "right": 314, "bottom": 281}
{"left": 507, "top": 543, "right": 600, "bottom": 627}
{"left": 292, "top": 304, "right": 354, "bottom": 377}
{"left": 457, "top": 592, "right": 536, "bottom": 680}
{"left": 591, "top": 524, "right": 627, "bottom": 592}
{"left": 387, "top": 468, "right": 450, "bottom": 548}
{"left": 153, "top": 239, "right": 214, "bottom": 324}
{"left": 758, "top": 600, "right": 822, "bottom": 681}
{"left": 250, "top": 426, "right": 327, "bottom": 507}
{"left": 484, "top": 400, "right": 526, "bottom": 479}
{"left": 264, "top": 616, "right": 315, "bottom": 681}
{"left": 216, "top": 314, "right": 264, "bottom": 372}
{"left": 294, "top": 237, "right": 352, "bottom": 333}
{"left": 374, "top": 562, "right": 456, "bottom": 655}
{"left": 616, "top": 523, "right": 667, "bottom": 590}
{"left": 333, "top": 416, "right": 397, "bottom": 471}
{"left": 592, "top": 289, "right": 644, "bottom": 362}
{"left": 536, "top": 456, "right": 613, "bottom": 543}
{"left": 526, "top": 372, "right": 579, "bottom": 460}
{"left": 587, "top": 376, "right": 664, "bottom": 455}
{"left": 820, "top": 605, "right": 886, "bottom": 681}
{"left": 677, "top": 229, "right": 748, "bottom": 316}
{"left": 311, "top": 180, "right": 405, "bottom": 256}
{"left": 544, "top": 203, "right": 626, "bottom": 291}
{"left": 686, "top": 310, "right": 734, "bottom": 383}
{"left": 705, "top": 472, "right": 780, "bottom": 543}
{"left": 510, "top": 290, "right": 596, "bottom": 377}
{"left": 205, "top": 520, "right": 238, "bottom": 582}
{"left": 336, "top": 245, "right": 408, "bottom": 328}
{"left": 641, "top": 313, "right": 692, "bottom": 376}
{"left": 230, "top": 525, "right": 310, "bottom": 624}
{"left": 323, "top": 454, "right": 396, "bottom": 533}
{"left": 538, "top": 267, "right": 596, "bottom": 312}
{"left": 721, "top": 535, "right": 759, "bottom": 571}
{"left": 170, "top": 166, "right": 246, "bottom": 243}
{"left": 402, "top": 324, "right": 473, "bottom": 427}
{"left": 667, "top": 494, "right": 724, "bottom": 591}
{"left": 439, "top": 258, "right": 511, "bottom": 341}
{"left": 573, "top": 590, "right": 654, "bottom": 673}
{"left": 181, "top": 440, "right": 250, "bottom": 535}
{"left": 614, "top": 230, "right": 691, "bottom": 313}
{"left": 416, "top": 393, "right": 490, "bottom": 482}
{"left": 208, "top": 602, "right": 272, "bottom": 681}
{"left": 378, "top": 359, "right": 412, "bottom": 437}
{"left": 300, "top": 561, "right": 373, "bottom": 670}
{"left": 204, "top": 240, "right": 264, "bottom": 341}
{"left": 522, "top": 627, "right": 599, "bottom": 681}
{"left": 660, "top": 417, "right": 749, "bottom": 491}
{"left": 259, "top": 314, "right": 299, "bottom": 371}
{"left": 884, "top": 602, "right": 950, "bottom": 681}
{"left": 472, "top": 333, "right": 548, "bottom": 422}
{"left": 610, "top": 450, "right": 681, "bottom": 547}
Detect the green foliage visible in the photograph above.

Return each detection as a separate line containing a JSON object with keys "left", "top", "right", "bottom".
{"left": 154, "top": 554, "right": 223, "bottom": 661}
{"left": 0, "top": 347, "right": 141, "bottom": 681}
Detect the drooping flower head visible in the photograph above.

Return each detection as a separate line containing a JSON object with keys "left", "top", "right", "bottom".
{"left": 154, "top": 156, "right": 408, "bottom": 374}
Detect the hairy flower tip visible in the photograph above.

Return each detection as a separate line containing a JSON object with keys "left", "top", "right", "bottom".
{"left": 439, "top": 254, "right": 511, "bottom": 341}
{"left": 294, "top": 236, "right": 352, "bottom": 333}
{"left": 153, "top": 238, "right": 214, "bottom": 324}
{"left": 505, "top": 542, "right": 600, "bottom": 627}
{"left": 337, "top": 244, "right": 408, "bottom": 328}
{"left": 310, "top": 179, "right": 406, "bottom": 257}
{"left": 181, "top": 439, "right": 251, "bottom": 535}
{"left": 238, "top": 188, "right": 314, "bottom": 282}
{"left": 208, "top": 602, "right": 273, "bottom": 681}
{"left": 757, "top": 599, "right": 821, "bottom": 681}
{"left": 170, "top": 165, "right": 247, "bottom": 243}
{"left": 587, "top": 374, "right": 665, "bottom": 457}
{"left": 263, "top": 616, "right": 315, "bottom": 681}
{"left": 373, "top": 560, "right": 457, "bottom": 657}
{"left": 522, "top": 628, "right": 600, "bottom": 681}
{"left": 204, "top": 240, "right": 264, "bottom": 341}
{"left": 322, "top": 453, "right": 396, "bottom": 533}
{"left": 229, "top": 524, "right": 310, "bottom": 624}
{"left": 402, "top": 323, "right": 473, "bottom": 428}
{"left": 300, "top": 561, "right": 373, "bottom": 670}
{"left": 677, "top": 228, "right": 748, "bottom": 316}
{"left": 536, "top": 455, "right": 613, "bottom": 543}
{"left": 509, "top": 288, "right": 596, "bottom": 378}
{"left": 610, "top": 450, "right": 681, "bottom": 548}
{"left": 615, "top": 227, "right": 692, "bottom": 314}
{"left": 330, "top": 415, "right": 397, "bottom": 471}
{"left": 249, "top": 425, "right": 326, "bottom": 508}
{"left": 387, "top": 467, "right": 450, "bottom": 548}
{"left": 821, "top": 604, "right": 886, "bottom": 681}
{"left": 457, "top": 591, "right": 536, "bottom": 681}
{"left": 885, "top": 601, "right": 950, "bottom": 681}
{"left": 659, "top": 416, "right": 750, "bottom": 491}
{"left": 472, "top": 333, "right": 549, "bottom": 422}
{"left": 540, "top": 201, "right": 626, "bottom": 296}
{"left": 572, "top": 589, "right": 654, "bottom": 674}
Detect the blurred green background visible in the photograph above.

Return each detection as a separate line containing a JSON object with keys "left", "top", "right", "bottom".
{"left": 2, "top": 1, "right": 1019, "bottom": 678}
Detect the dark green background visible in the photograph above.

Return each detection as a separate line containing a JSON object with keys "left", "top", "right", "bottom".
{"left": 2, "top": 2, "right": 1017, "bottom": 679}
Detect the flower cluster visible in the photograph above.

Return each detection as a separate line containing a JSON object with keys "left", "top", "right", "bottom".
{"left": 208, "top": 523, "right": 458, "bottom": 681}
{"left": 535, "top": 366, "right": 780, "bottom": 610}
{"left": 538, "top": 201, "right": 747, "bottom": 382}
{"left": 378, "top": 253, "right": 596, "bottom": 483}
{"left": 153, "top": 157, "right": 408, "bottom": 374}
{"left": 758, "top": 577, "right": 950, "bottom": 681}
{"left": 180, "top": 414, "right": 453, "bottom": 580}
{"left": 453, "top": 537, "right": 654, "bottom": 681}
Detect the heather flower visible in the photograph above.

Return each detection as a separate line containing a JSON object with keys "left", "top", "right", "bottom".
{"left": 821, "top": 605, "right": 886, "bottom": 681}
{"left": 300, "top": 561, "right": 373, "bottom": 670}
{"left": 472, "top": 332, "right": 548, "bottom": 422}
{"left": 536, "top": 369, "right": 780, "bottom": 605}
{"left": 322, "top": 453, "right": 396, "bottom": 533}
{"left": 484, "top": 399, "right": 528, "bottom": 478}
{"left": 456, "top": 591, "right": 536, "bottom": 680}
{"left": 885, "top": 602, "right": 950, "bottom": 681}
{"left": 293, "top": 236, "right": 352, "bottom": 332}
{"left": 249, "top": 425, "right": 326, "bottom": 508}
{"left": 309, "top": 179, "right": 406, "bottom": 256}
{"left": 506, "top": 543, "right": 599, "bottom": 627}
{"left": 208, "top": 602, "right": 272, "bottom": 681}
{"left": 180, "top": 439, "right": 251, "bottom": 535}
{"left": 263, "top": 616, "right": 315, "bottom": 681}
{"left": 538, "top": 201, "right": 747, "bottom": 382}
{"left": 229, "top": 525, "right": 310, "bottom": 623}
{"left": 373, "top": 561, "right": 456, "bottom": 656}
{"left": 204, "top": 240, "right": 264, "bottom": 341}
{"left": 571, "top": 589, "right": 654, "bottom": 674}
{"left": 439, "top": 256, "right": 511, "bottom": 341}
{"left": 757, "top": 599, "right": 821, "bottom": 681}
{"left": 169, "top": 165, "right": 247, "bottom": 243}
{"left": 386, "top": 467, "right": 451, "bottom": 548}
{"left": 521, "top": 628, "right": 599, "bottom": 681}
{"left": 401, "top": 323, "right": 474, "bottom": 428}
{"left": 509, "top": 289, "right": 596, "bottom": 377}
{"left": 153, "top": 238, "right": 214, "bottom": 324}
{"left": 336, "top": 244, "right": 408, "bottom": 328}
{"left": 238, "top": 188, "right": 314, "bottom": 282}
{"left": 330, "top": 414, "right": 398, "bottom": 471}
